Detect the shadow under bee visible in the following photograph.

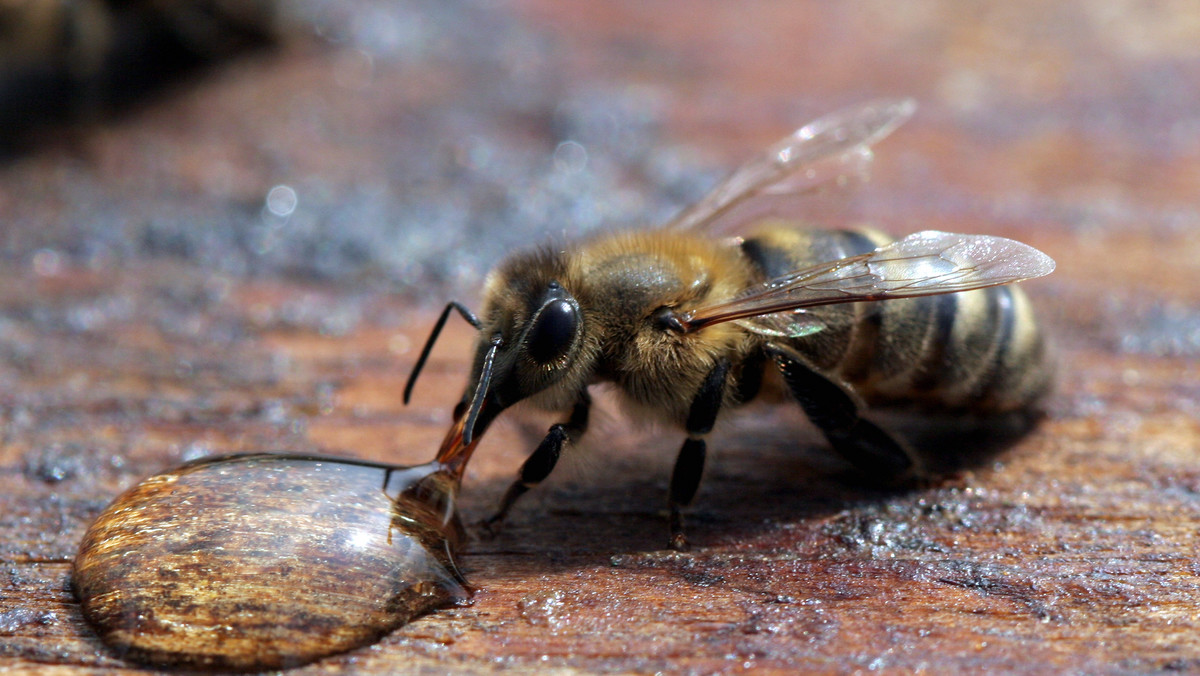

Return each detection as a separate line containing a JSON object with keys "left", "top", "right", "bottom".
{"left": 873, "top": 408, "right": 1046, "bottom": 477}
{"left": 473, "top": 402, "right": 1045, "bottom": 553}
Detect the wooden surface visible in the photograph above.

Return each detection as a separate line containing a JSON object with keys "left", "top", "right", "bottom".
{"left": 3, "top": 1, "right": 1200, "bottom": 673}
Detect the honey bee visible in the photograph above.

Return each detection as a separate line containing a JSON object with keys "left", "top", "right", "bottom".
{"left": 405, "top": 99, "right": 1055, "bottom": 550}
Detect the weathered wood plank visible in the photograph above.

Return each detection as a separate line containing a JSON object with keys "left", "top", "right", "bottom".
{"left": 3, "top": 1, "right": 1200, "bottom": 673}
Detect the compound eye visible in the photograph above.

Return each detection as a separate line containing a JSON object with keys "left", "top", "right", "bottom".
{"left": 525, "top": 299, "right": 578, "bottom": 364}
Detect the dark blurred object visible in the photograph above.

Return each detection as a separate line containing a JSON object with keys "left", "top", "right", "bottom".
{"left": 0, "top": 0, "right": 276, "bottom": 151}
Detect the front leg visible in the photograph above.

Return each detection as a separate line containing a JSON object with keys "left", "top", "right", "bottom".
{"left": 483, "top": 392, "right": 591, "bottom": 530}
{"left": 668, "top": 358, "right": 731, "bottom": 551}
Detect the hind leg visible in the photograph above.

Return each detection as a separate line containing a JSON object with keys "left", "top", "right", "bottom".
{"left": 765, "top": 343, "right": 920, "bottom": 484}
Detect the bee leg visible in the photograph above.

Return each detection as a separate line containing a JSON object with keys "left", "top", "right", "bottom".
{"left": 765, "top": 343, "right": 919, "bottom": 484}
{"left": 668, "top": 358, "right": 731, "bottom": 551}
{"left": 482, "top": 393, "right": 591, "bottom": 532}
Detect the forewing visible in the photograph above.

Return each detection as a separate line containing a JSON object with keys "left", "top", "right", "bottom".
{"left": 684, "top": 231, "right": 1056, "bottom": 333}
{"left": 667, "top": 98, "right": 916, "bottom": 234}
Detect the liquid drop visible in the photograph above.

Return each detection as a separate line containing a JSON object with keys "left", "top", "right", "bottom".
{"left": 74, "top": 453, "right": 469, "bottom": 671}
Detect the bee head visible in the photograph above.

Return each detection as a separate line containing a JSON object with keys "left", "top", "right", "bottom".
{"left": 452, "top": 248, "right": 592, "bottom": 443}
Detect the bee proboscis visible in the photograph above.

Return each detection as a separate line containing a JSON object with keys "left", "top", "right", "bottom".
{"left": 405, "top": 99, "right": 1055, "bottom": 549}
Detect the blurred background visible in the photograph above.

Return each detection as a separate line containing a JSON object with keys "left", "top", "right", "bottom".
{"left": 3, "top": 1, "right": 1200, "bottom": 672}
{"left": 3, "top": 1, "right": 1198, "bottom": 341}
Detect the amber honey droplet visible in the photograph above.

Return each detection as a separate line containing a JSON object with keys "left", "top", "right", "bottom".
{"left": 73, "top": 453, "right": 469, "bottom": 671}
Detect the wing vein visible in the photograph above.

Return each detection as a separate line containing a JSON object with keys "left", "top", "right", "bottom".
{"left": 682, "top": 231, "right": 1055, "bottom": 334}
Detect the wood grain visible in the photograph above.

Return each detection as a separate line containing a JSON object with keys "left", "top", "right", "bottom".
{"left": 3, "top": 1, "right": 1200, "bottom": 673}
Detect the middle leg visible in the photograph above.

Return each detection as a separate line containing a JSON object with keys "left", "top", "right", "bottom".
{"left": 667, "top": 357, "right": 731, "bottom": 551}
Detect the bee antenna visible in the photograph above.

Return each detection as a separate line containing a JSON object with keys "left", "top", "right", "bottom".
{"left": 462, "top": 333, "right": 501, "bottom": 446}
{"left": 404, "top": 301, "right": 482, "bottom": 405}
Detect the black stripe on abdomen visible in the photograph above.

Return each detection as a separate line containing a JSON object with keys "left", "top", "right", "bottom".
{"left": 907, "top": 291, "right": 959, "bottom": 392}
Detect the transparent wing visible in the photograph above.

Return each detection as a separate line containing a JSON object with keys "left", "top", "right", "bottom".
{"left": 667, "top": 98, "right": 916, "bottom": 234}
{"left": 682, "top": 231, "right": 1056, "bottom": 334}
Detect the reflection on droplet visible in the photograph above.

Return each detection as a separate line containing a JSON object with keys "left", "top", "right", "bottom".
{"left": 74, "top": 453, "right": 468, "bottom": 671}
{"left": 553, "top": 141, "right": 588, "bottom": 173}
{"left": 266, "top": 185, "right": 298, "bottom": 217}
{"left": 32, "top": 248, "right": 63, "bottom": 277}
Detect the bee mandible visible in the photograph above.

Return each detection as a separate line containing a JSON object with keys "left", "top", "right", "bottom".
{"left": 405, "top": 99, "right": 1055, "bottom": 550}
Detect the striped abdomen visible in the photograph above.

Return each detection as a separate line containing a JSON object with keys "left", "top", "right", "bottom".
{"left": 740, "top": 224, "right": 1051, "bottom": 413}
